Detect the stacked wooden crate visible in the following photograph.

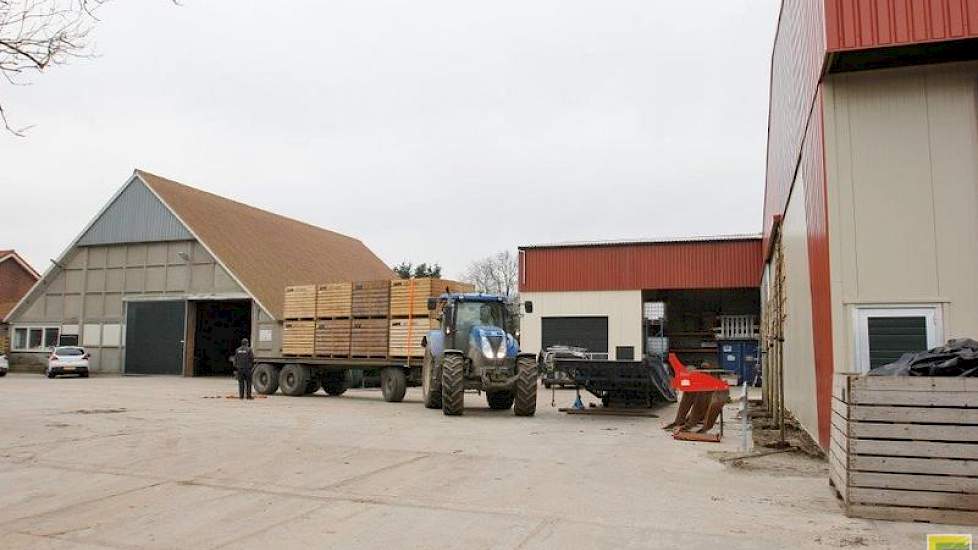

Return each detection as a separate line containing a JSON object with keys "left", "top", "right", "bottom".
{"left": 282, "top": 285, "right": 317, "bottom": 355}
{"left": 830, "top": 373, "right": 978, "bottom": 526}
{"left": 313, "top": 283, "right": 353, "bottom": 357}
{"left": 351, "top": 281, "right": 390, "bottom": 357}
{"left": 388, "top": 278, "right": 473, "bottom": 358}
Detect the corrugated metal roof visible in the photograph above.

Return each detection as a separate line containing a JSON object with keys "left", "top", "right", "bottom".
{"left": 520, "top": 233, "right": 761, "bottom": 250}
{"left": 519, "top": 238, "right": 762, "bottom": 292}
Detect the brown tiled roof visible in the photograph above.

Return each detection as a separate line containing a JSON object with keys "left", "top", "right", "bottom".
{"left": 136, "top": 170, "right": 394, "bottom": 319}
{"left": 0, "top": 250, "right": 41, "bottom": 279}
{"left": 0, "top": 301, "right": 18, "bottom": 320}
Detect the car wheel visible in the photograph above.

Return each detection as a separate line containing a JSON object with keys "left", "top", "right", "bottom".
{"left": 47, "top": 372, "right": 56, "bottom": 379}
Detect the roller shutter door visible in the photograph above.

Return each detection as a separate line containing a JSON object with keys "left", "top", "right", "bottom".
{"left": 541, "top": 316, "right": 608, "bottom": 354}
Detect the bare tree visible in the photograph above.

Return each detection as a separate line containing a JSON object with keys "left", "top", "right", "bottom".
{"left": 462, "top": 250, "right": 519, "bottom": 298}
{"left": 0, "top": 0, "right": 110, "bottom": 134}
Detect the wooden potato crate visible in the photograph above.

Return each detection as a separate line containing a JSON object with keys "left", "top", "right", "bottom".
{"left": 284, "top": 285, "right": 317, "bottom": 319}
{"left": 316, "top": 282, "right": 353, "bottom": 318}
{"left": 830, "top": 373, "right": 978, "bottom": 526}
{"left": 389, "top": 317, "right": 438, "bottom": 358}
{"left": 352, "top": 280, "right": 390, "bottom": 318}
{"left": 282, "top": 321, "right": 316, "bottom": 355}
{"left": 315, "top": 319, "right": 351, "bottom": 357}
{"left": 390, "top": 278, "right": 474, "bottom": 317}
{"left": 351, "top": 318, "right": 388, "bottom": 357}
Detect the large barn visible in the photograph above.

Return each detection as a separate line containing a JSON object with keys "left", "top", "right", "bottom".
{"left": 5, "top": 170, "right": 393, "bottom": 375}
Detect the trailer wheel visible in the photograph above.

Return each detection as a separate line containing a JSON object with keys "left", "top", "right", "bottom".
{"left": 422, "top": 348, "right": 442, "bottom": 409}
{"left": 440, "top": 353, "right": 464, "bottom": 416}
{"left": 322, "top": 371, "right": 348, "bottom": 396}
{"left": 253, "top": 364, "right": 279, "bottom": 395}
{"left": 304, "top": 378, "right": 321, "bottom": 394}
{"left": 513, "top": 355, "right": 538, "bottom": 416}
{"left": 380, "top": 367, "right": 407, "bottom": 403}
{"left": 486, "top": 391, "right": 514, "bottom": 410}
{"left": 279, "top": 364, "right": 309, "bottom": 396}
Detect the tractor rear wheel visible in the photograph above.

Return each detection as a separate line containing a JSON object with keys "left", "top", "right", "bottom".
{"left": 486, "top": 391, "right": 514, "bottom": 410}
{"left": 422, "top": 348, "right": 442, "bottom": 409}
{"left": 513, "top": 356, "right": 538, "bottom": 416}
{"left": 279, "top": 364, "right": 309, "bottom": 396}
{"left": 381, "top": 367, "right": 407, "bottom": 402}
{"left": 252, "top": 364, "right": 279, "bottom": 395}
{"left": 441, "top": 353, "right": 464, "bottom": 416}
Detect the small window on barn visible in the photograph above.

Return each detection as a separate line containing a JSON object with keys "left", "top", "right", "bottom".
{"left": 616, "top": 346, "right": 635, "bottom": 361}
{"left": 853, "top": 305, "right": 941, "bottom": 373}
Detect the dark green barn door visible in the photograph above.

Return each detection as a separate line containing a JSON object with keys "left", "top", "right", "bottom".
{"left": 125, "top": 301, "right": 186, "bottom": 375}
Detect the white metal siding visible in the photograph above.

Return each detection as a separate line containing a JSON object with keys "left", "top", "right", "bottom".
{"left": 520, "top": 290, "right": 642, "bottom": 361}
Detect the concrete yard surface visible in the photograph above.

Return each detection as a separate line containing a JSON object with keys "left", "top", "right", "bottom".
{"left": 0, "top": 375, "right": 971, "bottom": 549}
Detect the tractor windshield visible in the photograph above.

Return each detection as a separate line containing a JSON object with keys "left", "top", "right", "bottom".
{"left": 454, "top": 301, "right": 506, "bottom": 340}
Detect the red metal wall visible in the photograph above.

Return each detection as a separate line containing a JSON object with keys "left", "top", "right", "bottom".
{"left": 825, "top": 0, "right": 978, "bottom": 51}
{"left": 518, "top": 239, "right": 762, "bottom": 293}
{"left": 802, "top": 90, "right": 834, "bottom": 450}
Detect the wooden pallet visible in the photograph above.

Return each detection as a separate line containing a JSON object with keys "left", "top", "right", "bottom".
{"left": 315, "top": 319, "right": 351, "bottom": 357}
{"left": 282, "top": 320, "right": 316, "bottom": 355}
{"left": 284, "top": 285, "right": 317, "bottom": 320}
{"left": 316, "top": 282, "right": 352, "bottom": 318}
{"left": 352, "top": 280, "right": 390, "bottom": 318}
{"left": 351, "top": 318, "right": 388, "bottom": 357}
{"left": 389, "top": 317, "right": 437, "bottom": 358}
{"left": 389, "top": 278, "right": 474, "bottom": 317}
{"left": 830, "top": 373, "right": 978, "bottom": 526}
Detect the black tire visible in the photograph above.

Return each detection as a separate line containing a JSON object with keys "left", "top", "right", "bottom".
{"left": 80, "top": 372, "right": 89, "bottom": 378}
{"left": 279, "top": 364, "right": 309, "bottom": 396}
{"left": 487, "top": 391, "right": 514, "bottom": 410}
{"left": 322, "top": 372, "right": 348, "bottom": 396}
{"left": 47, "top": 372, "right": 56, "bottom": 379}
{"left": 0, "top": 371, "right": 6, "bottom": 377}
{"left": 305, "top": 378, "right": 321, "bottom": 394}
{"left": 253, "top": 364, "right": 280, "bottom": 395}
{"left": 380, "top": 367, "right": 407, "bottom": 403}
{"left": 441, "top": 353, "right": 464, "bottom": 416}
{"left": 543, "top": 382, "right": 552, "bottom": 389}
{"left": 513, "top": 355, "right": 538, "bottom": 416}
{"left": 422, "top": 348, "right": 442, "bottom": 409}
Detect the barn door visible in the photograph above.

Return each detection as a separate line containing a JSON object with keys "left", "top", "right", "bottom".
{"left": 125, "top": 301, "right": 186, "bottom": 375}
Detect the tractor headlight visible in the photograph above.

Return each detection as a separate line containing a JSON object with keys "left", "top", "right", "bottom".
{"left": 481, "top": 336, "right": 495, "bottom": 359}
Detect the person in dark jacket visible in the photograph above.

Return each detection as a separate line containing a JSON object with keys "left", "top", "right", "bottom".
{"left": 233, "top": 338, "right": 255, "bottom": 400}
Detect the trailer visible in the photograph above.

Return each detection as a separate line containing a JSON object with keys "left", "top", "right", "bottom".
{"left": 250, "top": 356, "right": 422, "bottom": 402}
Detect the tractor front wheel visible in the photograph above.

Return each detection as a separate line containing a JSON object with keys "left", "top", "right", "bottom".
{"left": 513, "top": 356, "right": 538, "bottom": 416}
{"left": 441, "top": 353, "right": 465, "bottom": 416}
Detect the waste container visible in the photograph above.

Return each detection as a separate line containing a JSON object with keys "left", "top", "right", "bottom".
{"left": 717, "top": 340, "right": 759, "bottom": 386}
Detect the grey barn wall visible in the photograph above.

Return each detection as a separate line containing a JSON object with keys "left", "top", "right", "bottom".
{"left": 10, "top": 240, "right": 252, "bottom": 373}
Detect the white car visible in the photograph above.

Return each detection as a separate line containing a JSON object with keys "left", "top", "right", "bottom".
{"left": 0, "top": 354, "right": 8, "bottom": 377}
{"left": 47, "top": 347, "right": 90, "bottom": 378}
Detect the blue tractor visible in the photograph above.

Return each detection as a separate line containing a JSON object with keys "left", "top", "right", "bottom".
{"left": 421, "top": 293, "right": 537, "bottom": 416}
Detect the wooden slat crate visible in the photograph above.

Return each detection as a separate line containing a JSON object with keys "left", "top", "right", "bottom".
{"left": 830, "top": 373, "right": 978, "bottom": 526}
{"left": 284, "top": 285, "right": 317, "bottom": 319}
{"left": 351, "top": 318, "right": 388, "bottom": 357}
{"left": 315, "top": 319, "right": 351, "bottom": 357}
{"left": 389, "top": 318, "right": 438, "bottom": 358}
{"left": 316, "top": 282, "right": 352, "bottom": 318}
{"left": 282, "top": 321, "right": 315, "bottom": 355}
{"left": 351, "top": 280, "right": 390, "bottom": 318}
{"left": 389, "top": 278, "right": 475, "bottom": 317}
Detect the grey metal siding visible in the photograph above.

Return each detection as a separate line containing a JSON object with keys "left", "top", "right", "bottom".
{"left": 78, "top": 180, "right": 192, "bottom": 246}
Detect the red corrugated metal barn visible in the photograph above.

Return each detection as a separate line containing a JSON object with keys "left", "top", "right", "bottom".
{"left": 518, "top": 235, "right": 763, "bottom": 373}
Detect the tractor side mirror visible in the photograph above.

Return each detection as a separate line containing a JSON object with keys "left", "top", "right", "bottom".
{"left": 524, "top": 301, "right": 533, "bottom": 314}
{"left": 427, "top": 297, "right": 437, "bottom": 311}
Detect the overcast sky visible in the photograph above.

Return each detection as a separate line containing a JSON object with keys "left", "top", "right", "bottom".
{"left": 3, "top": 0, "right": 780, "bottom": 278}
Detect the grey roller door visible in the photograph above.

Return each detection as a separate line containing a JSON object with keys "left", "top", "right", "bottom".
{"left": 541, "top": 316, "right": 609, "bottom": 353}
{"left": 125, "top": 301, "right": 186, "bottom": 375}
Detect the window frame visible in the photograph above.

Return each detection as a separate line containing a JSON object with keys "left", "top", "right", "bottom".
{"left": 851, "top": 304, "right": 942, "bottom": 374}
{"left": 10, "top": 326, "right": 63, "bottom": 352}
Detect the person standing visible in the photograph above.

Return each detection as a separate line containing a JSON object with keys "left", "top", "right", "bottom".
{"left": 233, "top": 338, "right": 255, "bottom": 400}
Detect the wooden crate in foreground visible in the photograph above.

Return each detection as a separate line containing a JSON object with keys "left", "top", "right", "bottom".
{"left": 315, "top": 319, "right": 351, "bottom": 357}
{"left": 316, "top": 282, "right": 353, "bottom": 318}
{"left": 389, "top": 317, "right": 438, "bottom": 358}
{"left": 830, "top": 373, "right": 978, "bottom": 526}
